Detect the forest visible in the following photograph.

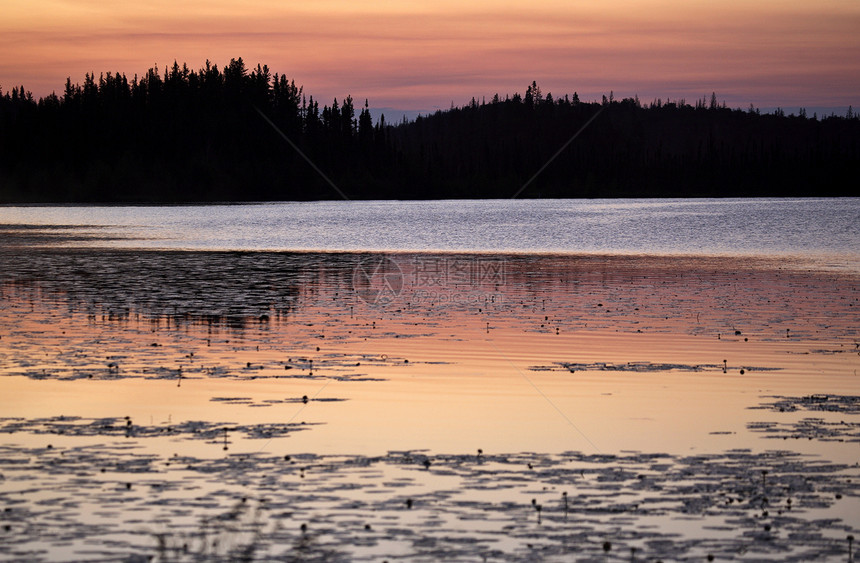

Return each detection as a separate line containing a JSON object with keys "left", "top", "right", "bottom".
{"left": 1, "top": 57, "right": 858, "bottom": 202}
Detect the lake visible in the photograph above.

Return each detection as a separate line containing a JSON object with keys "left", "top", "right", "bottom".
{"left": 1, "top": 198, "right": 859, "bottom": 269}
{"left": 1, "top": 198, "right": 859, "bottom": 561}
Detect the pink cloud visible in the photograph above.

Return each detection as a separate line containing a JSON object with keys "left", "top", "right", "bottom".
{"left": 1, "top": 2, "right": 858, "bottom": 109}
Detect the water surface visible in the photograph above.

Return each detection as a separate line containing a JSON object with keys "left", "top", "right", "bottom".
{"left": 2, "top": 198, "right": 858, "bottom": 270}
{"left": 1, "top": 200, "right": 859, "bottom": 561}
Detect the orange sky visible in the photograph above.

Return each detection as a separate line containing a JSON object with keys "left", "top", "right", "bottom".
{"left": 2, "top": 0, "right": 858, "bottom": 111}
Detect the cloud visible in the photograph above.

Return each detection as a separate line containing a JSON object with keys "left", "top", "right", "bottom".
{"left": 2, "top": 1, "right": 858, "bottom": 108}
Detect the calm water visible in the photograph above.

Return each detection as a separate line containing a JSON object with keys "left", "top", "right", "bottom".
{"left": 2, "top": 198, "right": 859, "bottom": 268}
{"left": 2, "top": 199, "right": 860, "bottom": 560}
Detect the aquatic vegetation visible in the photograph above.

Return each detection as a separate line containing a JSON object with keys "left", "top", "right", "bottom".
{"left": 0, "top": 446, "right": 857, "bottom": 561}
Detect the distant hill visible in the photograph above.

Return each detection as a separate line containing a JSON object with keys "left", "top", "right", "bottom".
{"left": 1, "top": 59, "right": 858, "bottom": 202}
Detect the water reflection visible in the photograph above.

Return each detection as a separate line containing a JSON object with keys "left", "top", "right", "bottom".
{"left": 2, "top": 249, "right": 858, "bottom": 341}
{"left": 1, "top": 248, "right": 859, "bottom": 560}
{"left": 2, "top": 199, "right": 860, "bottom": 267}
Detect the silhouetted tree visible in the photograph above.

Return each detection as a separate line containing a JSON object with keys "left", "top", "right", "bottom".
{"left": 0, "top": 68, "right": 858, "bottom": 202}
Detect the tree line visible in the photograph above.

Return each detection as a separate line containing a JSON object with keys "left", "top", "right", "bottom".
{"left": 1, "top": 60, "right": 858, "bottom": 202}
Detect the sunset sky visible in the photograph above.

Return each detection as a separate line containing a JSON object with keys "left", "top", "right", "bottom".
{"left": 2, "top": 0, "right": 858, "bottom": 114}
